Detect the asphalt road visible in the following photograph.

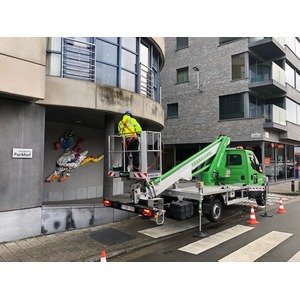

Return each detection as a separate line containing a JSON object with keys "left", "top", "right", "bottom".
{"left": 110, "top": 196, "right": 300, "bottom": 262}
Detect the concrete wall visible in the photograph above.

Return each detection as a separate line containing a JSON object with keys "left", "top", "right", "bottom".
{"left": 0, "top": 37, "right": 46, "bottom": 100}
{"left": 0, "top": 99, "right": 45, "bottom": 211}
{"left": 43, "top": 76, "right": 164, "bottom": 130}
{"left": 0, "top": 207, "right": 42, "bottom": 243}
{"left": 41, "top": 204, "right": 131, "bottom": 235}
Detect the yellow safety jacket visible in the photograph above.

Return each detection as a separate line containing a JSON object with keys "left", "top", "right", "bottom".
{"left": 118, "top": 115, "right": 142, "bottom": 137}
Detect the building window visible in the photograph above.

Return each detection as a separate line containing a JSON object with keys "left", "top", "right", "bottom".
{"left": 120, "top": 38, "right": 137, "bottom": 92}
{"left": 219, "top": 93, "right": 245, "bottom": 120}
{"left": 167, "top": 103, "right": 178, "bottom": 118}
{"left": 296, "top": 72, "right": 300, "bottom": 92}
{"left": 62, "top": 37, "right": 95, "bottom": 81}
{"left": 46, "top": 37, "right": 162, "bottom": 102}
{"left": 249, "top": 94, "right": 264, "bottom": 118}
{"left": 176, "top": 37, "right": 189, "bottom": 50}
{"left": 46, "top": 37, "right": 61, "bottom": 76}
{"left": 232, "top": 53, "right": 246, "bottom": 80}
{"left": 176, "top": 67, "right": 189, "bottom": 83}
{"left": 286, "top": 98, "right": 297, "bottom": 124}
{"left": 286, "top": 62, "right": 295, "bottom": 87}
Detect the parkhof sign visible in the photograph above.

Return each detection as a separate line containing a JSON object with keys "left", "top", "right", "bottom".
{"left": 12, "top": 148, "right": 33, "bottom": 159}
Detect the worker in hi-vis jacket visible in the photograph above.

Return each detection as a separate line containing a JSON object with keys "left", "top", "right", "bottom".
{"left": 118, "top": 111, "right": 142, "bottom": 171}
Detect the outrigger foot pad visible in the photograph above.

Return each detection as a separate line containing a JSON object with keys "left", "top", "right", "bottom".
{"left": 193, "top": 231, "right": 208, "bottom": 239}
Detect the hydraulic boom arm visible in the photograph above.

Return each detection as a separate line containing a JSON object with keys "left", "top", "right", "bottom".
{"left": 144, "top": 135, "right": 230, "bottom": 199}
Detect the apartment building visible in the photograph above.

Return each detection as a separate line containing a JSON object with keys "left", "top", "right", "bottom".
{"left": 0, "top": 37, "right": 165, "bottom": 242}
{"left": 161, "top": 37, "right": 300, "bottom": 183}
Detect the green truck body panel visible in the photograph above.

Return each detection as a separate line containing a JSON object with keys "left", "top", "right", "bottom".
{"left": 152, "top": 135, "right": 264, "bottom": 188}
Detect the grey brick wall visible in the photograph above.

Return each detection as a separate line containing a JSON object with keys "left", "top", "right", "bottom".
{"left": 161, "top": 37, "right": 265, "bottom": 145}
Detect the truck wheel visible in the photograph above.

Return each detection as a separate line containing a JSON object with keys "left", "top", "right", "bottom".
{"left": 256, "top": 194, "right": 266, "bottom": 206}
{"left": 206, "top": 198, "right": 222, "bottom": 222}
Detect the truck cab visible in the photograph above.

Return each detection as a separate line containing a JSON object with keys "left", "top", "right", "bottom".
{"left": 218, "top": 148, "right": 264, "bottom": 186}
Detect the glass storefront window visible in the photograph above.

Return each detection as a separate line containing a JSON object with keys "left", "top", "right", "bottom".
{"left": 264, "top": 142, "right": 292, "bottom": 182}
{"left": 265, "top": 142, "right": 275, "bottom": 182}
{"left": 277, "top": 144, "right": 285, "bottom": 180}
{"left": 286, "top": 145, "right": 294, "bottom": 179}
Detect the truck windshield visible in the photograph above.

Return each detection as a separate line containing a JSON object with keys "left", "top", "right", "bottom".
{"left": 248, "top": 152, "right": 260, "bottom": 172}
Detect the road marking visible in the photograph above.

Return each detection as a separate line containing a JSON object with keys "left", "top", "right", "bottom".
{"left": 178, "top": 225, "right": 253, "bottom": 255}
{"left": 288, "top": 250, "right": 300, "bottom": 262}
{"left": 219, "top": 231, "right": 292, "bottom": 262}
{"left": 138, "top": 218, "right": 198, "bottom": 238}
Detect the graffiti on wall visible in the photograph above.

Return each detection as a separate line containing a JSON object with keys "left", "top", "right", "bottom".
{"left": 45, "top": 129, "right": 104, "bottom": 183}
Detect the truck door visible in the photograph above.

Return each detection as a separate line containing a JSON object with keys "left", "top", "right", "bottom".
{"left": 225, "top": 153, "right": 248, "bottom": 184}
{"left": 248, "top": 152, "right": 262, "bottom": 184}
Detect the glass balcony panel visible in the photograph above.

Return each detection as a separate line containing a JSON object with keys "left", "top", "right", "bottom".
{"left": 250, "top": 62, "right": 285, "bottom": 86}
{"left": 264, "top": 104, "right": 286, "bottom": 126}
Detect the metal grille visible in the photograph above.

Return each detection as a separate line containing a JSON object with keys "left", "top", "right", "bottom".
{"left": 62, "top": 38, "right": 95, "bottom": 81}
{"left": 140, "top": 62, "right": 154, "bottom": 98}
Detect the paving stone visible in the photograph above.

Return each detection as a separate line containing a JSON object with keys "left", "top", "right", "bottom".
{"left": 1, "top": 252, "right": 20, "bottom": 262}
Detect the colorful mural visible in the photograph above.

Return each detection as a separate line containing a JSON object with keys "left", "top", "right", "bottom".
{"left": 45, "top": 129, "right": 104, "bottom": 182}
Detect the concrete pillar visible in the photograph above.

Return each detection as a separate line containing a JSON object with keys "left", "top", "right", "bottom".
{"left": 103, "top": 114, "right": 115, "bottom": 200}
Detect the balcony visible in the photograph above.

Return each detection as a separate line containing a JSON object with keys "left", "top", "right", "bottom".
{"left": 249, "top": 62, "right": 286, "bottom": 98}
{"left": 248, "top": 37, "right": 285, "bottom": 60}
{"left": 263, "top": 104, "right": 287, "bottom": 132}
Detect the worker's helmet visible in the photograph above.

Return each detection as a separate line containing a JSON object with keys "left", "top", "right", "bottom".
{"left": 124, "top": 111, "right": 132, "bottom": 116}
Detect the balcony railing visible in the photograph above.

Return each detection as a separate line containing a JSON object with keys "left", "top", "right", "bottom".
{"left": 59, "top": 38, "right": 157, "bottom": 101}
{"left": 140, "top": 62, "right": 154, "bottom": 99}
{"left": 62, "top": 38, "right": 96, "bottom": 81}
{"left": 264, "top": 104, "right": 286, "bottom": 126}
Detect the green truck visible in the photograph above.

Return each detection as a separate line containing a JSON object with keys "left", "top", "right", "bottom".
{"left": 105, "top": 132, "right": 266, "bottom": 225}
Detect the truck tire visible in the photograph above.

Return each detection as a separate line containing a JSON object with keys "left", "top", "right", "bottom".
{"left": 256, "top": 194, "right": 266, "bottom": 206}
{"left": 206, "top": 198, "right": 222, "bottom": 222}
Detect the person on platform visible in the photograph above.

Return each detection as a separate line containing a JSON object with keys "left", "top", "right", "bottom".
{"left": 118, "top": 111, "right": 142, "bottom": 171}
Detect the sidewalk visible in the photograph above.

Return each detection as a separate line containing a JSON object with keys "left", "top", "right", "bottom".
{"left": 268, "top": 180, "right": 299, "bottom": 195}
{"left": 0, "top": 181, "right": 298, "bottom": 262}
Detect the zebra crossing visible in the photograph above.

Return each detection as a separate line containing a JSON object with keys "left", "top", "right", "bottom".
{"left": 140, "top": 223, "right": 299, "bottom": 262}
{"left": 138, "top": 193, "right": 300, "bottom": 262}
{"left": 218, "top": 230, "right": 292, "bottom": 262}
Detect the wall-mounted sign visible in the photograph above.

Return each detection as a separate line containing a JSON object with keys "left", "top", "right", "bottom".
{"left": 251, "top": 133, "right": 261, "bottom": 139}
{"left": 12, "top": 148, "right": 33, "bottom": 159}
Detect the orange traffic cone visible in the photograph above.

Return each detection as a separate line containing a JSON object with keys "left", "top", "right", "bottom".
{"left": 100, "top": 250, "right": 107, "bottom": 262}
{"left": 277, "top": 198, "right": 287, "bottom": 214}
{"left": 247, "top": 205, "right": 259, "bottom": 224}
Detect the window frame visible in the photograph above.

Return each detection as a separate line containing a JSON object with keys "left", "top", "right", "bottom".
{"left": 176, "top": 67, "right": 189, "bottom": 84}
{"left": 219, "top": 93, "right": 246, "bottom": 120}
{"left": 167, "top": 103, "right": 179, "bottom": 118}
{"left": 176, "top": 37, "right": 189, "bottom": 50}
{"left": 231, "top": 53, "right": 247, "bottom": 80}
